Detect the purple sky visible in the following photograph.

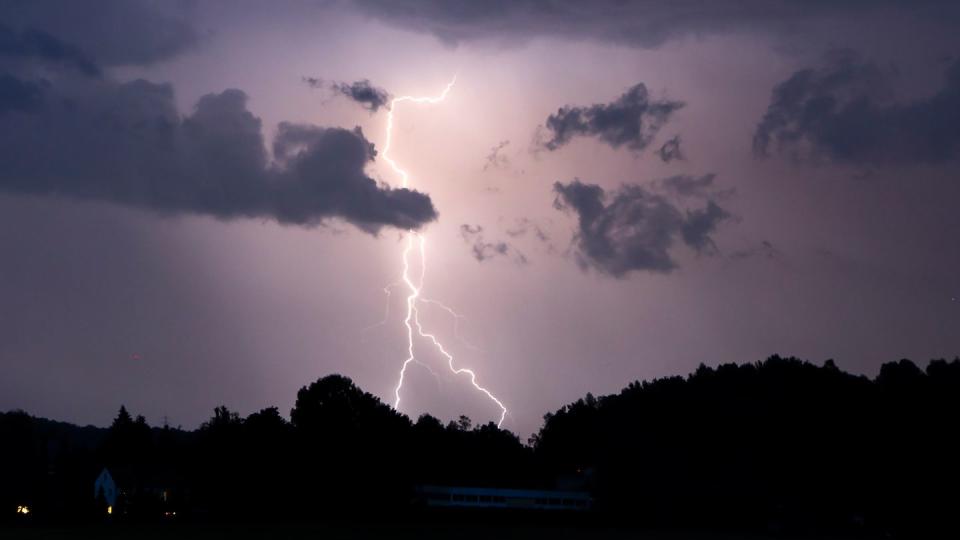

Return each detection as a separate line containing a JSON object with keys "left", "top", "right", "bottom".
{"left": 1, "top": 1, "right": 959, "bottom": 437}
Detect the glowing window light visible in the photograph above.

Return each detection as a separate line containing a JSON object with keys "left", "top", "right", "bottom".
{"left": 106, "top": 505, "right": 113, "bottom": 515}
{"left": 16, "top": 505, "right": 30, "bottom": 514}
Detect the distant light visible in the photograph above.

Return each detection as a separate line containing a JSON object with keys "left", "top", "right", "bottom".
{"left": 107, "top": 505, "right": 113, "bottom": 515}
{"left": 16, "top": 505, "right": 30, "bottom": 514}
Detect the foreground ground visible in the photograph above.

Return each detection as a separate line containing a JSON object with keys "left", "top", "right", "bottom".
{"left": 0, "top": 523, "right": 874, "bottom": 540}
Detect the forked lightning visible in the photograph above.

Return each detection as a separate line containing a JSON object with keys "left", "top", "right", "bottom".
{"left": 380, "top": 78, "right": 508, "bottom": 428}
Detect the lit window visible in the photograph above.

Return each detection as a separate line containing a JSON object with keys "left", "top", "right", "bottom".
{"left": 16, "top": 505, "right": 30, "bottom": 515}
{"left": 107, "top": 505, "right": 113, "bottom": 515}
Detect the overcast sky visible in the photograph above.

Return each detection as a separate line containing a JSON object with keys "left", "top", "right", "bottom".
{"left": 1, "top": 0, "right": 959, "bottom": 437}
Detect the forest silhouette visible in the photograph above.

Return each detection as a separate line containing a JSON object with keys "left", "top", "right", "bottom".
{"left": 2, "top": 355, "right": 958, "bottom": 537}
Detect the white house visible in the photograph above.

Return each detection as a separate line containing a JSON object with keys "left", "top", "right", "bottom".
{"left": 94, "top": 468, "right": 118, "bottom": 509}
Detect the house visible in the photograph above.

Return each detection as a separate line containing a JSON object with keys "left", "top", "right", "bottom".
{"left": 93, "top": 465, "right": 183, "bottom": 517}
{"left": 414, "top": 485, "right": 592, "bottom": 511}
{"left": 93, "top": 468, "right": 118, "bottom": 511}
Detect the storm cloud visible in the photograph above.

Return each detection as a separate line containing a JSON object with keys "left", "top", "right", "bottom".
{"left": 330, "top": 79, "right": 391, "bottom": 113}
{"left": 541, "top": 83, "right": 683, "bottom": 153}
{"left": 682, "top": 200, "right": 731, "bottom": 254}
{"left": 731, "top": 240, "right": 781, "bottom": 261}
{"left": 754, "top": 52, "right": 960, "bottom": 165}
{"left": 302, "top": 76, "right": 324, "bottom": 89}
{"left": 553, "top": 178, "right": 730, "bottom": 277}
{"left": 460, "top": 224, "right": 527, "bottom": 264}
{"left": 0, "top": 73, "right": 45, "bottom": 113}
{"left": 0, "top": 23, "right": 100, "bottom": 77}
{"left": 657, "top": 135, "right": 684, "bottom": 163}
{"left": 351, "top": 0, "right": 960, "bottom": 50}
{"left": 656, "top": 173, "right": 734, "bottom": 200}
{"left": 0, "top": 0, "right": 198, "bottom": 67}
{"left": 0, "top": 77, "right": 437, "bottom": 232}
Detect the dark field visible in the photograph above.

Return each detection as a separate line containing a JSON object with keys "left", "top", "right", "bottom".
{"left": 0, "top": 524, "right": 866, "bottom": 540}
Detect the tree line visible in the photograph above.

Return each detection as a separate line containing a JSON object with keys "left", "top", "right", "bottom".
{"left": 2, "top": 356, "right": 958, "bottom": 537}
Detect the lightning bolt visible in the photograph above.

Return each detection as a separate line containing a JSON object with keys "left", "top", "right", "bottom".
{"left": 360, "top": 281, "right": 401, "bottom": 333}
{"left": 362, "top": 282, "right": 442, "bottom": 385}
{"left": 382, "top": 77, "right": 508, "bottom": 428}
{"left": 419, "top": 297, "right": 481, "bottom": 352}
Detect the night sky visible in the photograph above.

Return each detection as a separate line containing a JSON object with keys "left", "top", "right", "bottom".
{"left": 1, "top": 0, "right": 959, "bottom": 437}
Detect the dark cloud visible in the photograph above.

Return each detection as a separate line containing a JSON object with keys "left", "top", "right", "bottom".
{"left": 541, "top": 83, "right": 683, "bottom": 153}
{"left": 329, "top": 79, "right": 391, "bottom": 113}
{"left": 271, "top": 122, "right": 436, "bottom": 230}
{"left": 656, "top": 173, "right": 735, "bottom": 200}
{"left": 754, "top": 51, "right": 960, "bottom": 165}
{"left": 0, "top": 0, "right": 197, "bottom": 67}
{"left": 552, "top": 178, "right": 731, "bottom": 277}
{"left": 351, "top": 0, "right": 960, "bottom": 50}
{"left": 302, "top": 76, "right": 323, "bottom": 89}
{"left": 506, "top": 218, "right": 550, "bottom": 243}
{"left": 731, "top": 240, "right": 781, "bottom": 260}
{"left": 0, "top": 24, "right": 101, "bottom": 77}
{"left": 460, "top": 224, "right": 527, "bottom": 264}
{"left": 0, "top": 77, "right": 437, "bottom": 232}
{"left": 483, "top": 139, "right": 510, "bottom": 171}
{"left": 682, "top": 200, "right": 731, "bottom": 255}
{"left": 0, "top": 5, "right": 430, "bottom": 233}
{"left": 657, "top": 135, "right": 684, "bottom": 162}
{"left": 0, "top": 73, "right": 45, "bottom": 113}
{"left": 505, "top": 217, "right": 556, "bottom": 254}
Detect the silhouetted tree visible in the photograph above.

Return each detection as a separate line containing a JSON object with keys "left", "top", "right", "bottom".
{"left": 3, "top": 357, "right": 958, "bottom": 535}
{"left": 289, "top": 375, "right": 412, "bottom": 513}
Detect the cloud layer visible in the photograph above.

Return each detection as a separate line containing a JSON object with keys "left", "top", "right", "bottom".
{"left": 0, "top": 0, "right": 197, "bottom": 66}
{"left": 541, "top": 83, "right": 683, "bottom": 153}
{"left": 754, "top": 52, "right": 960, "bottom": 165}
{"left": 0, "top": 23, "right": 101, "bottom": 76}
{"left": 352, "top": 0, "right": 960, "bottom": 50}
{"left": 0, "top": 75, "right": 436, "bottom": 232}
